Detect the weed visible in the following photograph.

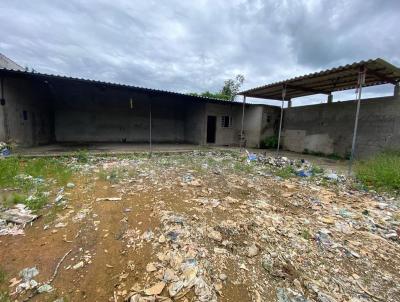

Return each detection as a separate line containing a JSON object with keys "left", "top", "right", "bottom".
{"left": 260, "top": 136, "right": 278, "bottom": 149}
{"left": 25, "top": 191, "right": 49, "bottom": 211}
{"left": 276, "top": 166, "right": 295, "bottom": 179}
{"left": 311, "top": 165, "right": 324, "bottom": 174}
{"left": 0, "top": 292, "right": 11, "bottom": 302}
{"left": 1, "top": 193, "right": 27, "bottom": 208}
{"left": 75, "top": 149, "right": 89, "bottom": 163}
{"left": 355, "top": 150, "right": 400, "bottom": 193}
{"left": 0, "top": 267, "right": 5, "bottom": 285}
{"left": 300, "top": 229, "right": 312, "bottom": 240}
{"left": 233, "top": 162, "right": 254, "bottom": 174}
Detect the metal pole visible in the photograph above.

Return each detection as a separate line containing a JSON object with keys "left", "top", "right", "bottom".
{"left": 239, "top": 95, "right": 246, "bottom": 150}
{"left": 276, "top": 85, "right": 286, "bottom": 155}
{"left": 149, "top": 101, "right": 152, "bottom": 157}
{"left": 348, "top": 67, "right": 366, "bottom": 174}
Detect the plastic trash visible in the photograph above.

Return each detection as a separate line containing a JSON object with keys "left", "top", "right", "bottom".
{"left": 1, "top": 148, "right": 10, "bottom": 157}
{"left": 296, "top": 170, "right": 313, "bottom": 177}
{"left": 245, "top": 150, "right": 257, "bottom": 162}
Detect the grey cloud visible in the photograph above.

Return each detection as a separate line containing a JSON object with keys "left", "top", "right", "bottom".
{"left": 0, "top": 0, "right": 398, "bottom": 106}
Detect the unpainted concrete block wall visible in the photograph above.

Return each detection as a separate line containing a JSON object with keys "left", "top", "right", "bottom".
{"left": 283, "top": 95, "right": 400, "bottom": 158}
{"left": 0, "top": 77, "right": 53, "bottom": 146}
{"left": 52, "top": 82, "right": 186, "bottom": 143}
{"left": 260, "top": 106, "right": 281, "bottom": 143}
{"left": 184, "top": 102, "right": 205, "bottom": 145}
{"left": 204, "top": 103, "right": 279, "bottom": 148}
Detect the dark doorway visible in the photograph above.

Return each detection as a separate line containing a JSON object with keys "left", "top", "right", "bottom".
{"left": 206, "top": 115, "right": 216, "bottom": 143}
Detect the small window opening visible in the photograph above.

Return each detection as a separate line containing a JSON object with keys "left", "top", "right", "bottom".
{"left": 0, "top": 98, "right": 5, "bottom": 106}
{"left": 266, "top": 115, "right": 271, "bottom": 123}
{"left": 221, "top": 116, "right": 232, "bottom": 128}
{"left": 23, "top": 110, "right": 28, "bottom": 121}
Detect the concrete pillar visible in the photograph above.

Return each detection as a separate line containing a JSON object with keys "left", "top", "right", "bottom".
{"left": 327, "top": 94, "right": 333, "bottom": 103}
{"left": 394, "top": 83, "right": 400, "bottom": 97}
{"left": 288, "top": 99, "right": 292, "bottom": 108}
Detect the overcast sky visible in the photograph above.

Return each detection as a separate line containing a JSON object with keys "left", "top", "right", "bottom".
{"left": 0, "top": 0, "right": 399, "bottom": 106}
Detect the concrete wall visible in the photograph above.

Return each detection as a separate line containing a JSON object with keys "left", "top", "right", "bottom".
{"left": 184, "top": 102, "right": 205, "bottom": 145}
{"left": 203, "top": 103, "right": 279, "bottom": 148}
{"left": 283, "top": 95, "right": 400, "bottom": 158}
{"left": 0, "top": 77, "right": 53, "bottom": 146}
{"left": 260, "top": 106, "right": 281, "bottom": 143}
{"left": 204, "top": 103, "right": 238, "bottom": 146}
{"left": 52, "top": 81, "right": 186, "bottom": 143}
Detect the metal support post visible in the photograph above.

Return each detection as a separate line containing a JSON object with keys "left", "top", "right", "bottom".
{"left": 149, "top": 101, "right": 152, "bottom": 157}
{"left": 276, "top": 85, "right": 286, "bottom": 155}
{"left": 348, "top": 67, "right": 366, "bottom": 174}
{"left": 239, "top": 95, "right": 246, "bottom": 150}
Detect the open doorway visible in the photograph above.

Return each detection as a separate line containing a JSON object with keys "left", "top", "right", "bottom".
{"left": 206, "top": 115, "right": 216, "bottom": 143}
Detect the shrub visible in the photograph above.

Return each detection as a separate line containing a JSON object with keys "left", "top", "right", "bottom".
{"left": 260, "top": 136, "right": 278, "bottom": 149}
{"left": 355, "top": 150, "right": 400, "bottom": 193}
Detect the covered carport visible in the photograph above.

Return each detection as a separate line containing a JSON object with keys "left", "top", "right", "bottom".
{"left": 239, "top": 58, "right": 400, "bottom": 172}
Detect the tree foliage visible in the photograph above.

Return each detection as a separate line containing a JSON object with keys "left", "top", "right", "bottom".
{"left": 189, "top": 74, "right": 245, "bottom": 100}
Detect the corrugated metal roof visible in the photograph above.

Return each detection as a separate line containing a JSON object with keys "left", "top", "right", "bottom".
{"left": 240, "top": 58, "right": 400, "bottom": 100}
{"left": 0, "top": 66, "right": 245, "bottom": 105}
{"left": 0, "top": 53, "right": 24, "bottom": 71}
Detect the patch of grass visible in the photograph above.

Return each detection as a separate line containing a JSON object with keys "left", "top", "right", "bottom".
{"left": 1, "top": 192, "right": 27, "bottom": 208}
{"left": 355, "top": 150, "right": 400, "bottom": 193}
{"left": 0, "top": 157, "right": 72, "bottom": 188}
{"left": 0, "top": 157, "right": 72, "bottom": 210}
{"left": 75, "top": 149, "right": 89, "bottom": 163}
{"left": 24, "top": 191, "right": 49, "bottom": 211}
{"left": 233, "top": 161, "right": 254, "bottom": 174}
{"left": 0, "top": 292, "right": 11, "bottom": 302}
{"left": 311, "top": 165, "right": 324, "bottom": 174}
{"left": 0, "top": 267, "right": 6, "bottom": 285}
{"left": 300, "top": 229, "right": 312, "bottom": 240}
{"left": 276, "top": 166, "right": 295, "bottom": 179}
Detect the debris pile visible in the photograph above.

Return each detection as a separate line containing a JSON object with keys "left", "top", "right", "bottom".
{"left": 0, "top": 203, "right": 38, "bottom": 235}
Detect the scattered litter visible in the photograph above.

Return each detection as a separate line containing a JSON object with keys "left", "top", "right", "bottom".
{"left": 2, "top": 151, "right": 398, "bottom": 302}
{"left": 72, "top": 261, "right": 84, "bottom": 270}
{"left": 0, "top": 204, "right": 38, "bottom": 224}
{"left": 66, "top": 182, "right": 75, "bottom": 188}
{"left": 144, "top": 281, "right": 165, "bottom": 295}
{"left": 95, "top": 197, "right": 122, "bottom": 202}
{"left": 37, "top": 283, "right": 53, "bottom": 293}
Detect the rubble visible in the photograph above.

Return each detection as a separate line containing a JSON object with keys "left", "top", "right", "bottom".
{"left": 0, "top": 204, "right": 38, "bottom": 236}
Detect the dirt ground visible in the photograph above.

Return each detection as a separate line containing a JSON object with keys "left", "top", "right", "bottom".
{"left": 0, "top": 151, "right": 399, "bottom": 302}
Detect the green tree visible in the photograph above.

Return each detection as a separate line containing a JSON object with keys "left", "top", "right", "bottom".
{"left": 189, "top": 74, "right": 245, "bottom": 100}
{"left": 221, "top": 74, "right": 245, "bottom": 99}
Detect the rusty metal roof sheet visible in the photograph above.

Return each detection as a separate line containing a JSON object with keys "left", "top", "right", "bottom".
{"left": 240, "top": 58, "right": 400, "bottom": 100}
